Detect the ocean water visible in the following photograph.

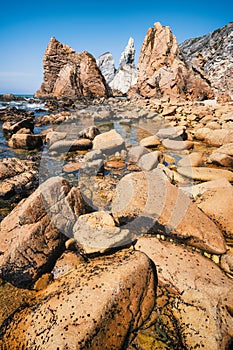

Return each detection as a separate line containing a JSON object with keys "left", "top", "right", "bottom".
{"left": 0, "top": 95, "right": 48, "bottom": 114}
{"left": 0, "top": 95, "right": 49, "bottom": 159}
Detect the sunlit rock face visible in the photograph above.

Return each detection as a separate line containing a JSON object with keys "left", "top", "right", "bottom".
{"left": 133, "top": 22, "right": 214, "bottom": 101}
{"left": 35, "top": 37, "right": 111, "bottom": 99}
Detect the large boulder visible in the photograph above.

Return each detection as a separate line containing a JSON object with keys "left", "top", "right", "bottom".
{"left": 135, "top": 236, "right": 233, "bottom": 350}
{"left": 35, "top": 37, "right": 111, "bottom": 99}
{"left": 8, "top": 133, "right": 43, "bottom": 150}
{"left": 2, "top": 118, "right": 34, "bottom": 136}
{"left": 93, "top": 129, "right": 125, "bottom": 155}
{"left": 133, "top": 22, "right": 214, "bottom": 101}
{"left": 0, "top": 250, "right": 156, "bottom": 349}
{"left": 111, "top": 170, "right": 226, "bottom": 254}
{"left": 196, "top": 187, "right": 233, "bottom": 238}
{"left": 0, "top": 177, "right": 89, "bottom": 287}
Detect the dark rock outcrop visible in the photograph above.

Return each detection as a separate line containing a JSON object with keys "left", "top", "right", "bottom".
{"left": 35, "top": 37, "right": 111, "bottom": 99}
{"left": 132, "top": 22, "right": 214, "bottom": 101}
{"left": 180, "top": 22, "right": 233, "bottom": 97}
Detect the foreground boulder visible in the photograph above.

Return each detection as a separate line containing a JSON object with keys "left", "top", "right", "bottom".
{"left": 0, "top": 250, "right": 156, "bottom": 349}
{"left": 35, "top": 37, "right": 111, "bottom": 99}
{"left": 133, "top": 22, "right": 214, "bottom": 101}
{"left": 0, "top": 177, "right": 89, "bottom": 287}
{"left": 111, "top": 170, "right": 226, "bottom": 254}
{"left": 134, "top": 237, "right": 233, "bottom": 350}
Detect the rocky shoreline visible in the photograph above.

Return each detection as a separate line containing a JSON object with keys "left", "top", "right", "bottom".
{"left": 0, "top": 94, "right": 232, "bottom": 349}
{"left": 0, "top": 19, "right": 233, "bottom": 350}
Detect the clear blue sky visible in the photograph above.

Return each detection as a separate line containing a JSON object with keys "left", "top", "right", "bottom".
{"left": 0, "top": 0, "right": 232, "bottom": 94}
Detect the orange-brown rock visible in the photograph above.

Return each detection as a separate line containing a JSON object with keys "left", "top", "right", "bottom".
{"left": 134, "top": 22, "right": 214, "bottom": 101}
{"left": 35, "top": 37, "right": 111, "bottom": 99}
{"left": 0, "top": 250, "right": 156, "bottom": 349}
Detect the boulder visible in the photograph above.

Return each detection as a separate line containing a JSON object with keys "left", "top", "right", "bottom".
{"left": 0, "top": 177, "right": 89, "bottom": 287}
{"left": 208, "top": 143, "right": 233, "bottom": 167}
{"left": 8, "top": 133, "right": 43, "bottom": 150}
{"left": 194, "top": 127, "right": 211, "bottom": 141}
{"left": 35, "top": 37, "right": 111, "bottom": 99}
{"left": 0, "top": 158, "right": 38, "bottom": 202}
{"left": 111, "top": 170, "right": 226, "bottom": 254}
{"left": 135, "top": 236, "right": 233, "bottom": 350}
{"left": 2, "top": 118, "right": 34, "bottom": 136}
{"left": 138, "top": 151, "right": 164, "bottom": 171}
{"left": 177, "top": 152, "right": 203, "bottom": 167}
{"left": 196, "top": 187, "right": 233, "bottom": 238}
{"left": 139, "top": 135, "right": 161, "bottom": 148}
{"left": 128, "top": 145, "right": 150, "bottom": 163}
{"left": 45, "top": 131, "right": 67, "bottom": 147}
{"left": 134, "top": 22, "right": 213, "bottom": 101}
{"left": 78, "top": 125, "right": 100, "bottom": 140}
{"left": 93, "top": 129, "right": 125, "bottom": 155}
{"left": 156, "top": 126, "right": 187, "bottom": 140}
{"left": 179, "top": 177, "right": 232, "bottom": 199}
{"left": 205, "top": 129, "right": 233, "bottom": 146}
{"left": 177, "top": 166, "right": 233, "bottom": 182}
{"left": 162, "top": 139, "right": 194, "bottom": 150}
{"left": 48, "top": 138, "right": 92, "bottom": 152}
{"left": 73, "top": 211, "right": 132, "bottom": 254}
{"left": 0, "top": 250, "right": 156, "bottom": 349}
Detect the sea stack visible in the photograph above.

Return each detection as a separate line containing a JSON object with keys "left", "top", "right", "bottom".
{"left": 35, "top": 37, "right": 111, "bottom": 99}
{"left": 133, "top": 22, "right": 214, "bottom": 101}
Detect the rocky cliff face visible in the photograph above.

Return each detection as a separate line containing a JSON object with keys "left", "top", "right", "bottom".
{"left": 97, "top": 38, "right": 138, "bottom": 95}
{"left": 96, "top": 52, "right": 116, "bottom": 84}
{"left": 110, "top": 37, "right": 138, "bottom": 94}
{"left": 35, "top": 37, "right": 111, "bottom": 99}
{"left": 133, "top": 22, "right": 214, "bottom": 101}
{"left": 180, "top": 22, "right": 233, "bottom": 97}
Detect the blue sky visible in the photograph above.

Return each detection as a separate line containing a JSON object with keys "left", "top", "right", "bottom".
{"left": 0, "top": 0, "right": 232, "bottom": 94}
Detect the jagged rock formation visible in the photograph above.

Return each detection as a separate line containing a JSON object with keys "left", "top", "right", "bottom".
{"left": 180, "top": 22, "right": 233, "bottom": 97}
{"left": 97, "top": 38, "right": 138, "bottom": 95}
{"left": 96, "top": 52, "right": 116, "bottom": 84}
{"left": 35, "top": 37, "right": 111, "bottom": 99}
{"left": 110, "top": 37, "right": 138, "bottom": 94}
{"left": 132, "top": 22, "right": 214, "bottom": 101}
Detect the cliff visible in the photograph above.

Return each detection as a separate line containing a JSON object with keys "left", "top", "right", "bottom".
{"left": 180, "top": 22, "right": 233, "bottom": 97}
